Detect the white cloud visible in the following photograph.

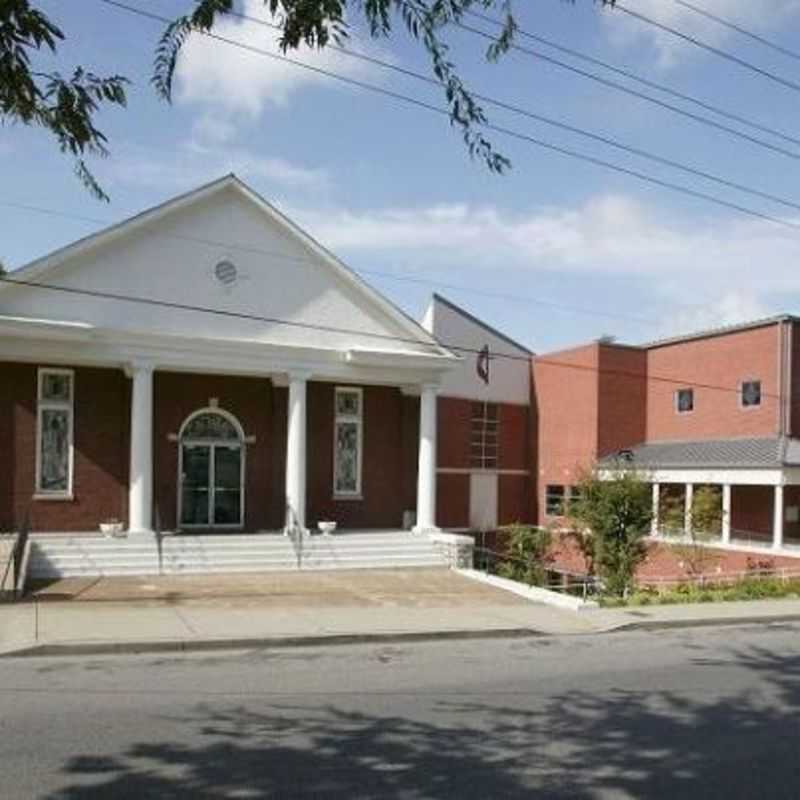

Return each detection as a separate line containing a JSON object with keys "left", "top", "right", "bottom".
{"left": 105, "top": 141, "right": 329, "bottom": 193}
{"left": 602, "top": 0, "right": 800, "bottom": 68}
{"left": 287, "top": 193, "right": 800, "bottom": 333}
{"left": 660, "top": 290, "right": 771, "bottom": 337}
{"left": 175, "top": 0, "right": 381, "bottom": 115}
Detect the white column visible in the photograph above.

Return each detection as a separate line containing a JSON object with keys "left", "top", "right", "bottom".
{"left": 773, "top": 484, "right": 785, "bottom": 551}
{"left": 651, "top": 483, "right": 660, "bottom": 537}
{"left": 285, "top": 371, "right": 309, "bottom": 534}
{"left": 127, "top": 362, "right": 154, "bottom": 533}
{"left": 413, "top": 383, "right": 439, "bottom": 534}
{"left": 684, "top": 483, "right": 694, "bottom": 538}
{"left": 722, "top": 484, "right": 732, "bottom": 546}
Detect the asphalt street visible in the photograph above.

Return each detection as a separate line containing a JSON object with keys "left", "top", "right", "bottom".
{"left": 2, "top": 623, "right": 800, "bottom": 798}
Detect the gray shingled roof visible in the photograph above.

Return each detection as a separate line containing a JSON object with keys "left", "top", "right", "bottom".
{"left": 600, "top": 437, "right": 800, "bottom": 470}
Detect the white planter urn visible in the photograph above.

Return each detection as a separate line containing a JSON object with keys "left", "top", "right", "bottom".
{"left": 100, "top": 521, "right": 125, "bottom": 537}
{"left": 317, "top": 521, "right": 337, "bottom": 536}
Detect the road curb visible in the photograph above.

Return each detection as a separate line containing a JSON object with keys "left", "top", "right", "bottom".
{"left": 0, "top": 626, "right": 542, "bottom": 658}
{"left": 605, "top": 613, "right": 800, "bottom": 633}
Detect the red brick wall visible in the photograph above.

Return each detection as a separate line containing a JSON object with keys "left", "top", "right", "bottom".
{"left": 533, "top": 344, "right": 599, "bottom": 524}
{"left": 498, "top": 403, "right": 529, "bottom": 471}
{"left": 437, "top": 473, "right": 469, "bottom": 528}
{"left": 597, "top": 345, "right": 647, "bottom": 458}
{"left": 306, "top": 382, "right": 414, "bottom": 529}
{"left": 0, "top": 362, "right": 128, "bottom": 532}
{"left": 154, "top": 372, "right": 273, "bottom": 532}
{"left": 435, "top": 396, "right": 532, "bottom": 528}
{"left": 790, "top": 321, "right": 800, "bottom": 437}
{"left": 646, "top": 323, "right": 781, "bottom": 442}
{"left": 498, "top": 473, "right": 529, "bottom": 525}
{"left": 437, "top": 397, "right": 472, "bottom": 469}
{"left": 731, "top": 484, "right": 774, "bottom": 539}
{"left": 402, "top": 395, "right": 419, "bottom": 514}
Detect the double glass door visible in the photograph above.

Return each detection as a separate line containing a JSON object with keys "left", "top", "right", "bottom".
{"left": 180, "top": 443, "right": 243, "bottom": 528}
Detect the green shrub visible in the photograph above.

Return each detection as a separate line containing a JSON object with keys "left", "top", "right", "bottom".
{"left": 496, "top": 523, "right": 552, "bottom": 587}
{"left": 599, "top": 574, "right": 800, "bottom": 607}
{"left": 569, "top": 469, "right": 652, "bottom": 597}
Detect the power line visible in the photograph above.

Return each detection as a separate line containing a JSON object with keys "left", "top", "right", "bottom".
{"left": 456, "top": 19, "right": 800, "bottom": 164}
{"left": 0, "top": 198, "right": 653, "bottom": 326}
{"left": 230, "top": 10, "right": 800, "bottom": 215}
{"left": 96, "top": 1, "right": 800, "bottom": 236}
{"left": 467, "top": 9, "right": 800, "bottom": 151}
{"left": 0, "top": 272, "right": 794, "bottom": 405}
{"left": 671, "top": 0, "right": 800, "bottom": 63}
{"left": 614, "top": 1, "right": 800, "bottom": 93}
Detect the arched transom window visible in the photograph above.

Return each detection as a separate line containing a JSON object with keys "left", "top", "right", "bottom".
{"left": 179, "top": 409, "right": 245, "bottom": 529}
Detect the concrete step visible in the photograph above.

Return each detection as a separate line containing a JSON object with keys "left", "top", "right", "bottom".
{"left": 29, "top": 556, "right": 446, "bottom": 579}
{"left": 27, "top": 533, "right": 447, "bottom": 579}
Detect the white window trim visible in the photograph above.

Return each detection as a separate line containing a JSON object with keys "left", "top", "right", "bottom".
{"left": 739, "top": 378, "right": 762, "bottom": 410}
{"left": 333, "top": 386, "right": 363, "bottom": 499}
{"left": 35, "top": 367, "right": 75, "bottom": 499}
{"left": 177, "top": 407, "right": 246, "bottom": 530}
{"left": 674, "top": 388, "right": 694, "bottom": 415}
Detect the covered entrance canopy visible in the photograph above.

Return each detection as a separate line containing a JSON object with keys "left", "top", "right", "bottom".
{"left": 600, "top": 437, "right": 800, "bottom": 554}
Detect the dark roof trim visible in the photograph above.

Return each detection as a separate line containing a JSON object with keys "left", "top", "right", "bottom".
{"left": 432, "top": 293, "right": 534, "bottom": 355}
{"left": 641, "top": 314, "right": 796, "bottom": 350}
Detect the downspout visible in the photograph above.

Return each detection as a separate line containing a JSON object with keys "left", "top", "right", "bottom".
{"left": 786, "top": 320, "right": 794, "bottom": 437}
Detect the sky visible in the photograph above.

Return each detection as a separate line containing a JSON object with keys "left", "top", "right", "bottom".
{"left": 4, "top": 0, "right": 800, "bottom": 352}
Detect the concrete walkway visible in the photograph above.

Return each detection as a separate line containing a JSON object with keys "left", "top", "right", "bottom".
{"left": 3, "top": 569, "right": 800, "bottom": 656}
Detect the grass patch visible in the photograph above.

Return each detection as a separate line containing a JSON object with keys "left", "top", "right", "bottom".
{"left": 598, "top": 577, "right": 800, "bottom": 607}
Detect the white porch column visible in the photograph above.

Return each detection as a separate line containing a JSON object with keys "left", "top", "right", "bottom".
{"left": 651, "top": 483, "right": 660, "bottom": 536}
{"left": 684, "top": 483, "right": 694, "bottom": 537}
{"left": 127, "top": 362, "right": 154, "bottom": 533}
{"left": 285, "top": 371, "right": 309, "bottom": 534}
{"left": 773, "top": 484, "right": 785, "bottom": 551}
{"left": 413, "top": 383, "right": 439, "bottom": 534}
{"left": 722, "top": 484, "right": 732, "bottom": 545}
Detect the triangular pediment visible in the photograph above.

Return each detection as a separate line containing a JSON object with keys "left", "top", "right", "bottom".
{"left": 1, "top": 176, "right": 447, "bottom": 359}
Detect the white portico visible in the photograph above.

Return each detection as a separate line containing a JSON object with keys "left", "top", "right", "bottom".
{"left": 0, "top": 175, "right": 458, "bottom": 541}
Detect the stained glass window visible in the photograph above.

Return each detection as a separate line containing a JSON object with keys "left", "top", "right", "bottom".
{"left": 37, "top": 369, "right": 73, "bottom": 494}
{"left": 334, "top": 388, "right": 362, "bottom": 496}
{"left": 182, "top": 412, "right": 240, "bottom": 441}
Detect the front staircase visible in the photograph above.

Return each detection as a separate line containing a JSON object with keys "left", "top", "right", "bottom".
{"left": 27, "top": 531, "right": 449, "bottom": 580}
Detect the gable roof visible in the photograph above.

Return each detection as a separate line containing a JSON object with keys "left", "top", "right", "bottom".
{"left": 431, "top": 293, "right": 534, "bottom": 355}
{"left": 4, "top": 174, "right": 452, "bottom": 358}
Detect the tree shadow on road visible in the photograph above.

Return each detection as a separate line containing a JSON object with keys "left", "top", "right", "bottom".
{"left": 44, "top": 643, "right": 800, "bottom": 799}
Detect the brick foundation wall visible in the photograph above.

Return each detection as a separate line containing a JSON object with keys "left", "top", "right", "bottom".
{"left": 0, "top": 362, "right": 128, "bottom": 532}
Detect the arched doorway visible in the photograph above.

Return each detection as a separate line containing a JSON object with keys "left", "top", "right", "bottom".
{"left": 178, "top": 409, "right": 245, "bottom": 529}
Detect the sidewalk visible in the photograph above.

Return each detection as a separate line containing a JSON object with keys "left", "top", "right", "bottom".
{"left": 3, "top": 569, "right": 800, "bottom": 657}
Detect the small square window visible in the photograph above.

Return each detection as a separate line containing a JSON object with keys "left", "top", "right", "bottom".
{"left": 41, "top": 372, "right": 72, "bottom": 402}
{"left": 741, "top": 380, "right": 761, "bottom": 408}
{"left": 545, "top": 485, "right": 565, "bottom": 517}
{"left": 335, "top": 389, "right": 360, "bottom": 417}
{"left": 675, "top": 388, "right": 694, "bottom": 414}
